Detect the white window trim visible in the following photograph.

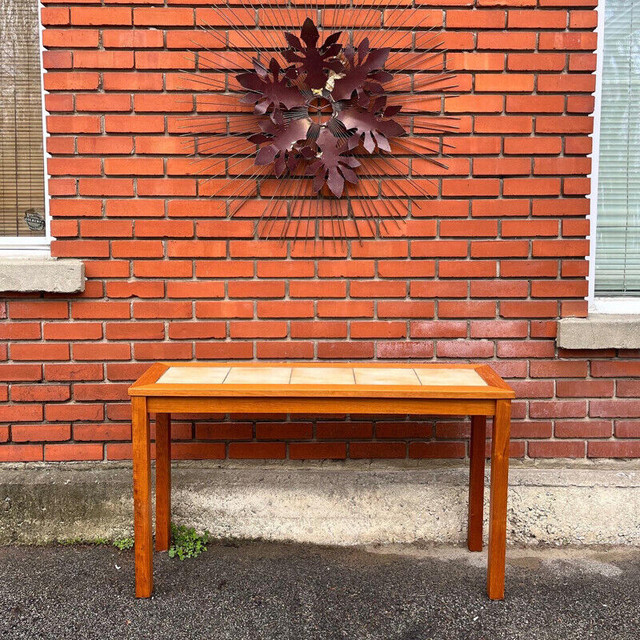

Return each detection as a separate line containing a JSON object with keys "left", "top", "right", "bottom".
{"left": 0, "top": 0, "right": 51, "bottom": 257}
{"left": 588, "top": 0, "right": 640, "bottom": 314}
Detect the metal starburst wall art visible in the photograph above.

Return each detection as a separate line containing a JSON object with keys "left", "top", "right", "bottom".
{"left": 182, "top": 2, "right": 459, "bottom": 243}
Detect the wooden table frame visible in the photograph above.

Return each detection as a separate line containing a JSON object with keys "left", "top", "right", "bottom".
{"left": 128, "top": 362, "right": 514, "bottom": 600}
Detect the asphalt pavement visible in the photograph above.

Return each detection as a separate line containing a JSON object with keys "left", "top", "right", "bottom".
{"left": 1, "top": 542, "right": 638, "bottom": 640}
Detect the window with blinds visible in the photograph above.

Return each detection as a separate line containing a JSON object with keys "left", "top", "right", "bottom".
{"left": 0, "top": 0, "right": 46, "bottom": 239}
{"left": 595, "top": 0, "right": 640, "bottom": 296}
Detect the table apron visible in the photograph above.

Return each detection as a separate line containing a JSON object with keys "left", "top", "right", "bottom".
{"left": 146, "top": 396, "right": 497, "bottom": 416}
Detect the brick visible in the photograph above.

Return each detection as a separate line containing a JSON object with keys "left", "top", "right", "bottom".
{"left": 530, "top": 401, "right": 587, "bottom": 419}
{"left": 166, "top": 282, "right": 224, "bottom": 299}
{"left": 229, "top": 281, "right": 286, "bottom": 299}
{"left": 438, "top": 301, "right": 496, "bottom": 318}
{"left": 496, "top": 340, "right": 555, "bottom": 358}
{"left": 197, "top": 301, "right": 253, "bottom": 319}
{"left": 103, "top": 29, "right": 164, "bottom": 49}
{"left": 134, "top": 8, "right": 194, "bottom": 26}
{"left": 530, "top": 360, "right": 588, "bottom": 378}
{"left": 507, "top": 53, "right": 566, "bottom": 71}
{"left": 590, "top": 401, "right": 640, "bottom": 419}
{"left": 103, "top": 72, "right": 163, "bottom": 91}
{"left": 501, "top": 301, "right": 559, "bottom": 318}
{"left": 71, "top": 8, "right": 132, "bottom": 26}
{"left": 502, "top": 220, "right": 559, "bottom": 237}
{"left": 317, "top": 342, "right": 374, "bottom": 359}
{"left": 11, "top": 344, "right": 69, "bottom": 362}
{"left": 47, "top": 115, "right": 102, "bottom": 135}
{"left": 528, "top": 441, "right": 584, "bottom": 458}
{"left": 43, "top": 51, "right": 73, "bottom": 70}
{"left": 74, "top": 343, "right": 131, "bottom": 361}
{"left": 74, "top": 423, "right": 131, "bottom": 442}
{"left": 45, "top": 444, "right": 104, "bottom": 462}
{"left": 41, "top": 8, "right": 70, "bottom": 26}
{"left": 555, "top": 421, "right": 612, "bottom": 439}
{"left": 411, "top": 321, "right": 467, "bottom": 338}
{"left": 347, "top": 440, "right": 409, "bottom": 460}
{"left": 588, "top": 442, "right": 640, "bottom": 459}
{"left": 0, "top": 445, "right": 43, "bottom": 462}
{"left": 134, "top": 343, "right": 192, "bottom": 360}
{"left": 540, "top": 32, "right": 597, "bottom": 51}
{"left": 195, "top": 343, "right": 253, "bottom": 360}
{"left": 105, "top": 116, "right": 164, "bottom": 134}
{"left": 289, "top": 443, "right": 347, "bottom": 460}
{"left": 230, "top": 322, "right": 287, "bottom": 339}
{"left": 44, "top": 364, "right": 103, "bottom": 382}
{"left": 74, "top": 51, "right": 133, "bottom": 69}
{"left": 510, "top": 9, "right": 568, "bottom": 27}
{"left": 290, "top": 322, "right": 347, "bottom": 339}
{"left": 413, "top": 241, "right": 468, "bottom": 258}
{"left": 46, "top": 404, "right": 104, "bottom": 422}
{"left": 410, "top": 442, "right": 466, "bottom": 459}
{"left": 43, "top": 29, "right": 99, "bottom": 48}
{"left": 377, "top": 342, "right": 435, "bottom": 358}
{"left": 134, "top": 301, "right": 192, "bottom": 319}
{"left": 12, "top": 424, "right": 71, "bottom": 443}
{"left": 72, "top": 302, "right": 130, "bottom": 319}
{"left": 80, "top": 220, "right": 132, "bottom": 238}
{"left": 0, "top": 323, "right": 42, "bottom": 340}
{"left": 0, "top": 405, "right": 43, "bottom": 422}
{"left": 615, "top": 421, "right": 640, "bottom": 438}
{"left": 438, "top": 339, "right": 495, "bottom": 358}
{"left": 137, "top": 220, "right": 193, "bottom": 238}
{"left": 169, "top": 322, "right": 225, "bottom": 340}
{"left": 617, "top": 381, "right": 640, "bottom": 398}
{"left": 378, "top": 301, "right": 435, "bottom": 318}
{"left": 228, "top": 443, "right": 286, "bottom": 459}
{"left": 257, "top": 342, "right": 315, "bottom": 359}
{"left": 134, "top": 260, "right": 193, "bottom": 278}
{"left": 447, "top": 10, "right": 505, "bottom": 28}
{"left": 439, "top": 260, "right": 497, "bottom": 278}
{"left": 478, "top": 32, "right": 537, "bottom": 50}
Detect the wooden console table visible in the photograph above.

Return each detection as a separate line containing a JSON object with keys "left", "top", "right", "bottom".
{"left": 128, "top": 362, "right": 514, "bottom": 600}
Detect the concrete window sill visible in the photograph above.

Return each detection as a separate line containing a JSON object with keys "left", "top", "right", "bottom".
{"left": 557, "top": 314, "right": 640, "bottom": 350}
{"left": 0, "top": 258, "right": 85, "bottom": 294}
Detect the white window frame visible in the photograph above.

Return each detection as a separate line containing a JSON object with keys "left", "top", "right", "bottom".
{"left": 0, "top": 0, "right": 51, "bottom": 257}
{"left": 588, "top": 0, "right": 640, "bottom": 314}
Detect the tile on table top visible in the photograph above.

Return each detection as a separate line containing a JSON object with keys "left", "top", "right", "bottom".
{"left": 157, "top": 366, "right": 230, "bottom": 385}
{"left": 353, "top": 367, "right": 420, "bottom": 386}
{"left": 224, "top": 366, "right": 292, "bottom": 385}
{"left": 290, "top": 367, "right": 355, "bottom": 385}
{"left": 414, "top": 368, "right": 487, "bottom": 387}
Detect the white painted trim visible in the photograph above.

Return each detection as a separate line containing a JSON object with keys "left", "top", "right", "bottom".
{"left": 588, "top": 0, "right": 640, "bottom": 313}
{"left": 0, "top": 0, "right": 52, "bottom": 255}
{"left": 0, "top": 237, "right": 51, "bottom": 257}
{"left": 587, "top": 0, "right": 605, "bottom": 307}
{"left": 589, "top": 297, "right": 640, "bottom": 314}
{"left": 38, "top": 0, "right": 52, "bottom": 244}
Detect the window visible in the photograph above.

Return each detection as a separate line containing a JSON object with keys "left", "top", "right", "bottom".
{"left": 0, "top": 0, "right": 48, "bottom": 253}
{"left": 591, "top": 0, "right": 640, "bottom": 310}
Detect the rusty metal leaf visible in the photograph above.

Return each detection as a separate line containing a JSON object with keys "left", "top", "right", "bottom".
{"left": 283, "top": 18, "right": 344, "bottom": 90}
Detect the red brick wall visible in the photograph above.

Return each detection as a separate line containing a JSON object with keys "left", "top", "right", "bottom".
{"left": 2, "top": 0, "right": 639, "bottom": 463}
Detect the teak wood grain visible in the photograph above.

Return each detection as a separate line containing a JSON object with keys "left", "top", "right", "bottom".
{"left": 128, "top": 362, "right": 514, "bottom": 601}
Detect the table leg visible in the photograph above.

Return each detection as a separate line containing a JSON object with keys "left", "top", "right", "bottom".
{"left": 155, "top": 413, "right": 172, "bottom": 552}
{"left": 467, "top": 415, "right": 486, "bottom": 552}
{"left": 132, "top": 397, "right": 153, "bottom": 598}
{"left": 487, "top": 399, "right": 511, "bottom": 600}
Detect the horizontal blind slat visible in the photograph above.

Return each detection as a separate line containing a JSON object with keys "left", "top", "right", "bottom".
{"left": 595, "top": 0, "right": 640, "bottom": 297}
{"left": 0, "top": 0, "right": 46, "bottom": 239}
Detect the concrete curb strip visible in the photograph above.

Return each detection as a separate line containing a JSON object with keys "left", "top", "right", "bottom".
{"left": 1, "top": 461, "right": 639, "bottom": 546}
